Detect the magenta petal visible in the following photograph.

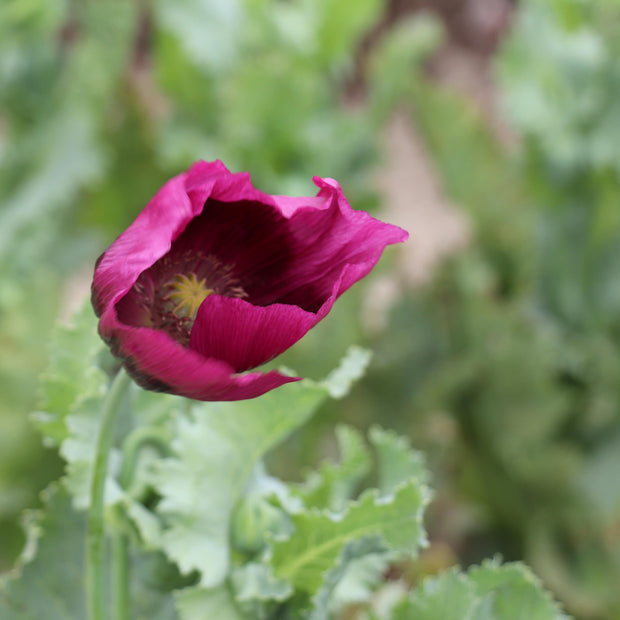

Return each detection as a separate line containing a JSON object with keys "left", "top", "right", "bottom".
{"left": 213, "top": 370, "right": 300, "bottom": 401}
{"left": 257, "top": 177, "right": 409, "bottom": 310}
{"left": 92, "top": 160, "right": 409, "bottom": 402}
{"left": 189, "top": 295, "right": 320, "bottom": 373}
{"left": 92, "top": 161, "right": 229, "bottom": 316}
{"left": 189, "top": 264, "right": 364, "bottom": 373}
{"left": 99, "top": 307, "right": 300, "bottom": 401}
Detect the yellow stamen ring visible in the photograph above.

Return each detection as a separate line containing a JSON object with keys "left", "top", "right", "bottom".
{"left": 165, "top": 273, "right": 213, "bottom": 319}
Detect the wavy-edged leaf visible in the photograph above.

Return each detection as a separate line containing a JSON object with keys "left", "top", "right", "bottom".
{"left": 32, "top": 302, "right": 106, "bottom": 447}
{"left": 0, "top": 484, "right": 86, "bottom": 619}
{"left": 393, "top": 560, "right": 568, "bottom": 620}
{"left": 310, "top": 537, "right": 392, "bottom": 620}
{"left": 369, "top": 425, "right": 428, "bottom": 496}
{"left": 299, "top": 424, "right": 372, "bottom": 511}
{"left": 0, "top": 484, "right": 176, "bottom": 620}
{"left": 146, "top": 348, "right": 371, "bottom": 586}
{"left": 271, "top": 481, "right": 427, "bottom": 598}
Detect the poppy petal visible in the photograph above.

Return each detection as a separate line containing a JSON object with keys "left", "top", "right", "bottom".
{"left": 189, "top": 295, "right": 318, "bottom": 373}
{"left": 92, "top": 161, "right": 230, "bottom": 316}
{"left": 99, "top": 306, "right": 300, "bottom": 401}
{"left": 92, "top": 161, "right": 408, "bottom": 401}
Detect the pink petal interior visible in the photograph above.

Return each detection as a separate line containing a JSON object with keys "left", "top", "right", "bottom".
{"left": 189, "top": 295, "right": 318, "bottom": 373}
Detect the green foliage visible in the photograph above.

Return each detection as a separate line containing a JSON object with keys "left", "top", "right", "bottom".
{"left": 271, "top": 484, "right": 425, "bottom": 594}
{"left": 138, "top": 347, "right": 371, "bottom": 586}
{"left": 391, "top": 561, "right": 566, "bottom": 620}
{"left": 176, "top": 586, "right": 246, "bottom": 620}
{"left": 0, "top": 274, "right": 64, "bottom": 568}
{"left": 367, "top": 14, "right": 444, "bottom": 120}
{"left": 32, "top": 303, "right": 127, "bottom": 510}
{"left": 0, "top": 484, "right": 87, "bottom": 619}
{"left": 173, "top": 417, "right": 429, "bottom": 619}
{"left": 497, "top": 0, "right": 620, "bottom": 332}
{"left": 2, "top": 307, "right": 565, "bottom": 617}
{"left": 370, "top": 426, "right": 428, "bottom": 496}
{"left": 297, "top": 425, "right": 372, "bottom": 511}
{"left": 33, "top": 302, "right": 107, "bottom": 446}
{"left": 341, "top": 2, "right": 620, "bottom": 617}
{"left": 155, "top": 0, "right": 245, "bottom": 71}
{"left": 311, "top": 0, "right": 383, "bottom": 69}
{"left": 0, "top": 484, "right": 177, "bottom": 620}
{"left": 497, "top": 0, "right": 620, "bottom": 175}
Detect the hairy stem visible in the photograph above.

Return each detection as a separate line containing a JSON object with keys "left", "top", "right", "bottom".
{"left": 87, "top": 368, "right": 132, "bottom": 620}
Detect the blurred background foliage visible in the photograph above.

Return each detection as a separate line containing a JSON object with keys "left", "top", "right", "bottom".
{"left": 1, "top": 0, "right": 620, "bottom": 618}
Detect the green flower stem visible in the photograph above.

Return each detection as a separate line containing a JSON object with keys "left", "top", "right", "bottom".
{"left": 112, "top": 524, "right": 130, "bottom": 620}
{"left": 87, "top": 368, "right": 132, "bottom": 620}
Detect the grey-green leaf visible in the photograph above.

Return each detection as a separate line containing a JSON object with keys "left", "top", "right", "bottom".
{"left": 369, "top": 425, "right": 428, "bottom": 496}
{"left": 299, "top": 424, "right": 372, "bottom": 511}
{"left": 32, "top": 302, "right": 107, "bottom": 447}
{"left": 0, "top": 484, "right": 176, "bottom": 620}
{"left": 175, "top": 585, "right": 248, "bottom": 620}
{"left": 394, "top": 560, "right": 569, "bottom": 620}
{"left": 270, "top": 481, "right": 427, "bottom": 597}
{"left": 0, "top": 484, "right": 86, "bottom": 619}
{"left": 147, "top": 348, "right": 371, "bottom": 587}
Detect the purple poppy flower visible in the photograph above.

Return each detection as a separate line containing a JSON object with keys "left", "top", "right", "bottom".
{"left": 91, "top": 160, "right": 407, "bottom": 401}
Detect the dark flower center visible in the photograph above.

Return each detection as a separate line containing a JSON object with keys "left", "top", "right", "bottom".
{"left": 118, "top": 251, "right": 246, "bottom": 346}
